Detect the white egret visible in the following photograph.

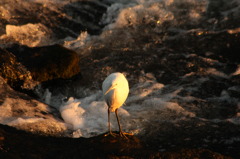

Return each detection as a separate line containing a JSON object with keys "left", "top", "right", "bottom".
{"left": 102, "top": 72, "right": 129, "bottom": 138}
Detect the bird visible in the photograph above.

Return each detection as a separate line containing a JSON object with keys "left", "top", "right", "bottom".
{"left": 102, "top": 72, "right": 129, "bottom": 138}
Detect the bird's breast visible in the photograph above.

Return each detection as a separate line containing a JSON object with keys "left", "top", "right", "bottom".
{"left": 105, "top": 88, "right": 128, "bottom": 112}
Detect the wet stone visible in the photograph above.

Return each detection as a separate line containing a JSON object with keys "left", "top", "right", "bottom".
{"left": 0, "top": 47, "right": 35, "bottom": 90}
{"left": 6, "top": 44, "right": 80, "bottom": 83}
{"left": 0, "top": 124, "right": 232, "bottom": 159}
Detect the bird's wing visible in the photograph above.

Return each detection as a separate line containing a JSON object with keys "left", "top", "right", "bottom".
{"left": 106, "top": 89, "right": 118, "bottom": 111}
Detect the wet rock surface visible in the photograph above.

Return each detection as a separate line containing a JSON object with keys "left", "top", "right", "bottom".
{"left": 1, "top": 27, "right": 239, "bottom": 159}
{"left": 79, "top": 30, "right": 240, "bottom": 87}
{"left": 0, "top": 44, "right": 81, "bottom": 97}
{"left": 0, "top": 48, "right": 35, "bottom": 90}
{"left": 0, "top": 124, "right": 232, "bottom": 159}
{"left": 0, "top": 73, "right": 237, "bottom": 158}
{"left": 6, "top": 44, "right": 80, "bottom": 83}
{"left": 142, "top": 118, "right": 240, "bottom": 158}
{"left": 75, "top": 29, "right": 240, "bottom": 158}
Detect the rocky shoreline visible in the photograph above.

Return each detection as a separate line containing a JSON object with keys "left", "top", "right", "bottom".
{"left": 0, "top": 39, "right": 239, "bottom": 158}
{"left": 0, "top": 16, "right": 240, "bottom": 159}
{"left": 0, "top": 124, "right": 233, "bottom": 159}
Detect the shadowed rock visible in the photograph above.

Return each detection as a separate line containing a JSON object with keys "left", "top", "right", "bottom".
{"left": 7, "top": 44, "right": 80, "bottom": 83}
{"left": 0, "top": 124, "right": 232, "bottom": 159}
{"left": 0, "top": 48, "right": 35, "bottom": 90}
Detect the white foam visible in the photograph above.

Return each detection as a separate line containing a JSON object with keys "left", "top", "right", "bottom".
{"left": 127, "top": 81, "right": 164, "bottom": 103}
{"left": 5, "top": 23, "right": 54, "bottom": 47}
{"left": 142, "top": 98, "right": 195, "bottom": 117}
{"left": 63, "top": 31, "right": 91, "bottom": 51}
{"left": 60, "top": 97, "right": 85, "bottom": 130}
{"left": 43, "top": 89, "right": 52, "bottom": 105}
{"left": 101, "top": 0, "right": 209, "bottom": 31}
{"left": 0, "top": 96, "right": 67, "bottom": 135}
{"left": 0, "top": 117, "right": 44, "bottom": 126}
{"left": 104, "top": 1, "right": 174, "bottom": 30}
{"left": 56, "top": 78, "right": 198, "bottom": 137}
{"left": 60, "top": 96, "right": 131, "bottom": 137}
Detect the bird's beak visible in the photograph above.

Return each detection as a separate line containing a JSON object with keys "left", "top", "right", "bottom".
{"left": 104, "top": 84, "right": 117, "bottom": 95}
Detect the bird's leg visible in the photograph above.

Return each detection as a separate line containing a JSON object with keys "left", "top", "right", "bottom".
{"left": 107, "top": 107, "right": 116, "bottom": 137}
{"left": 115, "top": 108, "right": 128, "bottom": 139}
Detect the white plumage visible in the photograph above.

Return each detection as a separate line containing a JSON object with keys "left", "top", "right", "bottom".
{"left": 102, "top": 72, "right": 129, "bottom": 138}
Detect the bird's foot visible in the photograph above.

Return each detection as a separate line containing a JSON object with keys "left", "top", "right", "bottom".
{"left": 104, "top": 131, "right": 117, "bottom": 137}
{"left": 119, "top": 131, "right": 133, "bottom": 139}
{"left": 105, "top": 131, "right": 133, "bottom": 139}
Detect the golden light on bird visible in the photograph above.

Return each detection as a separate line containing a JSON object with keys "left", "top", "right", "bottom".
{"left": 102, "top": 72, "right": 129, "bottom": 138}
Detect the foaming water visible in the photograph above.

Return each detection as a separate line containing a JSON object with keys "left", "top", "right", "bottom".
{"left": 43, "top": 71, "right": 239, "bottom": 138}
{"left": 40, "top": 72, "right": 207, "bottom": 138}
{"left": 5, "top": 23, "right": 53, "bottom": 47}
{"left": 57, "top": 79, "right": 175, "bottom": 137}
{"left": 1, "top": 0, "right": 240, "bottom": 49}
{"left": 0, "top": 0, "right": 240, "bottom": 143}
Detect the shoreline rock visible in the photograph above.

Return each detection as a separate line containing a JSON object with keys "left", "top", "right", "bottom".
{"left": 6, "top": 44, "right": 80, "bottom": 83}
{"left": 0, "top": 48, "right": 35, "bottom": 90}
{"left": 0, "top": 124, "right": 232, "bottom": 159}
{"left": 1, "top": 44, "right": 81, "bottom": 98}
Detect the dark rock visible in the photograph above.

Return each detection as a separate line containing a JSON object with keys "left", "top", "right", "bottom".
{"left": 77, "top": 30, "right": 240, "bottom": 88}
{"left": 1, "top": 44, "right": 80, "bottom": 98}
{"left": 39, "top": 72, "right": 83, "bottom": 98}
{"left": 228, "top": 85, "right": 240, "bottom": 98}
{"left": 63, "top": 1, "right": 108, "bottom": 35}
{"left": 142, "top": 118, "right": 239, "bottom": 158}
{"left": 7, "top": 44, "right": 80, "bottom": 83}
{"left": 0, "top": 48, "right": 35, "bottom": 90}
{"left": 198, "top": 78, "right": 229, "bottom": 98}
{"left": 231, "top": 75, "right": 240, "bottom": 85}
{"left": 160, "top": 149, "right": 232, "bottom": 159}
{"left": 166, "top": 31, "right": 240, "bottom": 63}
{"left": 0, "top": 124, "right": 232, "bottom": 159}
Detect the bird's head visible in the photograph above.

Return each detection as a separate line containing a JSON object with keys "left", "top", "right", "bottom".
{"left": 104, "top": 83, "right": 118, "bottom": 95}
